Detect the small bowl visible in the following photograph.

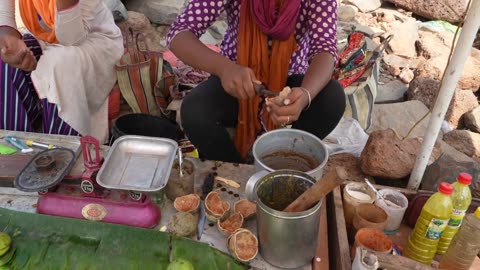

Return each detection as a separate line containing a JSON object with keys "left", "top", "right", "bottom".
{"left": 353, "top": 203, "right": 388, "bottom": 233}
{"left": 34, "top": 155, "right": 56, "bottom": 171}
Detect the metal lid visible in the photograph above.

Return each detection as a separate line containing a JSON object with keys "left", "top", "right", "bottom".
{"left": 14, "top": 148, "right": 76, "bottom": 192}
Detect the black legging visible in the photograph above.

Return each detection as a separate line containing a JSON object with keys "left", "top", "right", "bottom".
{"left": 180, "top": 75, "right": 346, "bottom": 163}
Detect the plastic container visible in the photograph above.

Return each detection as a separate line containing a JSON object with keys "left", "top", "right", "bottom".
{"left": 351, "top": 228, "right": 393, "bottom": 259}
{"left": 437, "top": 173, "right": 472, "bottom": 255}
{"left": 353, "top": 204, "right": 388, "bottom": 233}
{"left": 374, "top": 189, "right": 408, "bottom": 234}
{"left": 404, "top": 182, "right": 453, "bottom": 265}
{"left": 439, "top": 207, "right": 480, "bottom": 270}
{"left": 343, "top": 183, "right": 376, "bottom": 228}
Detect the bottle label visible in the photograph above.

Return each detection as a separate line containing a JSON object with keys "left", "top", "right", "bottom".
{"left": 448, "top": 209, "right": 467, "bottom": 228}
{"left": 425, "top": 218, "right": 449, "bottom": 240}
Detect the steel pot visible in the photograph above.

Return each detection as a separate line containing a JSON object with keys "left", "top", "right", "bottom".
{"left": 252, "top": 129, "right": 328, "bottom": 180}
{"left": 247, "top": 170, "right": 322, "bottom": 268}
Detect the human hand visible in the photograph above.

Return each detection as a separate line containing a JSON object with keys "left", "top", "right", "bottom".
{"left": 0, "top": 27, "right": 37, "bottom": 72}
{"left": 266, "top": 87, "right": 309, "bottom": 126}
{"left": 219, "top": 62, "right": 260, "bottom": 100}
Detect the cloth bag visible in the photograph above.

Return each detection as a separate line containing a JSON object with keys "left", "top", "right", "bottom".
{"left": 334, "top": 33, "right": 391, "bottom": 130}
{"left": 115, "top": 28, "right": 177, "bottom": 118}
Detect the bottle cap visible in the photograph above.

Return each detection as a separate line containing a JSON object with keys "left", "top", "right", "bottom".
{"left": 457, "top": 172, "right": 472, "bottom": 185}
{"left": 475, "top": 207, "right": 480, "bottom": 219}
{"left": 439, "top": 182, "right": 454, "bottom": 195}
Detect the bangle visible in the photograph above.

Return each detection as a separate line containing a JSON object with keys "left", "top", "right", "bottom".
{"left": 299, "top": 87, "right": 312, "bottom": 111}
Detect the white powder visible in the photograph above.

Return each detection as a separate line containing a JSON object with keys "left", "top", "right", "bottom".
{"left": 348, "top": 190, "right": 371, "bottom": 201}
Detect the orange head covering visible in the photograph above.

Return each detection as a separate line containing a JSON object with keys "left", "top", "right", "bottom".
{"left": 234, "top": 0, "right": 298, "bottom": 159}
{"left": 19, "top": 0, "right": 58, "bottom": 44}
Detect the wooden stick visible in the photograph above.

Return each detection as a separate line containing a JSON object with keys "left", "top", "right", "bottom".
{"left": 214, "top": 176, "right": 241, "bottom": 189}
{"left": 283, "top": 167, "right": 348, "bottom": 212}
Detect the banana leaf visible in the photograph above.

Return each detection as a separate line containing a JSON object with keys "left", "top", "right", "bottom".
{"left": 0, "top": 208, "right": 247, "bottom": 270}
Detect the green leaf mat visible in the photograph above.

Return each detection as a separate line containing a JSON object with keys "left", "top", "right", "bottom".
{"left": 0, "top": 208, "right": 247, "bottom": 270}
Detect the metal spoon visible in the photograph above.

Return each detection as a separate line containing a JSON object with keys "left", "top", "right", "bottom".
{"left": 178, "top": 148, "right": 184, "bottom": 178}
{"left": 364, "top": 178, "right": 400, "bottom": 208}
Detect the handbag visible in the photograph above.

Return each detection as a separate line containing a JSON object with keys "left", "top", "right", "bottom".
{"left": 115, "top": 28, "right": 177, "bottom": 118}
{"left": 334, "top": 33, "right": 392, "bottom": 130}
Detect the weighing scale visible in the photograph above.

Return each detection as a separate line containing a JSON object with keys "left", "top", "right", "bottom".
{"left": 14, "top": 135, "right": 166, "bottom": 229}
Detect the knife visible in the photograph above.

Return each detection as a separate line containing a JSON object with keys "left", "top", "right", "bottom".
{"left": 254, "top": 84, "right": 279, "bottom": 97}
{"left": 197, "top": 172, "right": 215, "bottom": 240}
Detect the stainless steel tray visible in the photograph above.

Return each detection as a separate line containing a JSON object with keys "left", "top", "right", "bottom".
{"left": 96, "top": 135, "right": 178, "bottom": 192}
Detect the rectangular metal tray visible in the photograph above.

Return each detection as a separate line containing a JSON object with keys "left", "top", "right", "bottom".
{"left": 96, "top": 135, "right": 178, "bottom": 192}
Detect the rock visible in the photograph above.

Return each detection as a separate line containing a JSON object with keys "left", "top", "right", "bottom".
{"left": 380, "top": 13, "right": 396, "bottom": 23}
{"left": 360, "top": 129, "right": 440, "bottom": 179}
{"left": 375, "top": 80, "right": 408, "bottom": 104}
{"left": 443, "top": 130, "right": 480, "bottom": 158}
{"left": 119, "top": 11, "right": 166, "bottom": 52}
{"left": 122, "top": 11, "right": 152, "bottom": 32}
{"left": 464, "top": 107, "right": 480, "bottom": 133}
{"left": 338, "top": 5, "right": 357, "bottom": 22}
{"left": 398, "top": 68, "right": 414, "bottom": 83}
{"left": 417, "top": 30, "right": 480, "bottom": 92}
{"left": 388, "top": 20, "right": 418, "bottom": 58}
{"left": 369, "top": 100, "right": 433, "bottom": 139}
{"left": 384, "top": 0, "right": 468, "bottom": 24}
{"left": 125, "top": 0, "right": 187, "bottom": 25}
{"left": 383, "top": 54, "right": 424, "bottom": 69}
{"left": 407, "top": 77, "right": 478, "bottom": 128}
{"left": 104, "top": 0, "right": 128, "bottom": 21}
{"left": 387, "top": 64, "right": 401, "bottom": 77}
{"left": 324, "top": 153, "right": 373, "bottom": 182}
{"left": 346, "top": 0, "right": 381, "bottom": 12}
{"left": 422, "top": 141, "right": 480, "bottom": 198}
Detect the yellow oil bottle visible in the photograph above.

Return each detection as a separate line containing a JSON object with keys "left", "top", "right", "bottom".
{"left": 404, "top": 182, "right": 453, "bottom": 265}
{"left": 437, "top": 173, "right": 472, "bottom": 255}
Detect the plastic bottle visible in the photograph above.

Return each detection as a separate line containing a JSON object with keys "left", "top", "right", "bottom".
{"left": 438, "top": 207, "right": 480, "bottom": 270}
{"left": 404, "top": 182, "right": 453, "bottom": 265}
{"left": 437, "top": 173, "right": 472, "bottom": 254}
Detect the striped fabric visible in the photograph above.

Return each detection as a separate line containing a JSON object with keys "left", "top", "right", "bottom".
{"left": 0, "top": 34, "right": 78, "bottom": 136}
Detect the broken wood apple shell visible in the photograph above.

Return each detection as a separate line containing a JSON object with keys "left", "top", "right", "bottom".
{"left": 233, "top": 199, "right": 256, "bottom": 220}
{"left": 173, "top": 193, "right": 200, "bottom": 213}
{"left": 205, "top": 191, "right": 230, "bottom": 222}
{"left": 217, "top": 212, "right": 244, "bottom": 236}
{"left": 227, "top": 228, "right": 258, "bottom": 262}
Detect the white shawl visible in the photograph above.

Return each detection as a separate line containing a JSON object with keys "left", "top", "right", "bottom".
{"left": 0, "top": 0, "right": 124, "bottom": 142}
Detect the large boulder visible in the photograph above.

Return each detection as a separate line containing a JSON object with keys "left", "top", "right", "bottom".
{"left": 124, "top": 0, "right": 187, "bottom": 25}
{"left": 421, "top": 141, "right": 480, "bottom": 198}
{"left": 416, "top": 30, "right": 480, "bottom": 92}
{"left": 388, "top": 20, "right": 419, "bottom": 58}
{"left": 118, "top": 11, "right": 167, "bottom": 52}
{"left": 383, "top": 0, "right": 468, "bottom": 24}
{"left": 360, "top": 129, "right": 440, "bottom": 179}
{"left": 346, "top": 0, "right": 381, "bottom": 13}
{"left": 464, "top": 106, "right": 480, "bottom": 133}
{"left": 368, "top": 100, "right": 433, "bottom": 139}
{"left": 443, "top": 130, "right": 480, "bottom": 158}
{"left": 407, "top": 77, "right": 478, "bottom": 129}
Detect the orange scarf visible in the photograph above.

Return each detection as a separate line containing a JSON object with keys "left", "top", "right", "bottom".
{"left": 19, "top": 0, "right": 58, "bottom": 44}
{"left": 234, "top": 0, "right": 298, "bottom": 159}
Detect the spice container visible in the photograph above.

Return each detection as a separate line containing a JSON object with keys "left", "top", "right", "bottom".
{"left": 374, "top": 189, "right": 408, "bottom": 234}
{"left": 343, "top": 183, "right": 376, "bottom": 227}
{"left": 351, "top": 227, "right": 392, "bottom": 259}
{"left": 165, "top": 159, "right": 195, "bottom": 201}
{"left": 353, "top": 203, "right": 388, "bottom": 234}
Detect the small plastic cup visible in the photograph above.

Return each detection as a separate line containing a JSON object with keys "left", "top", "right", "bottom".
{"left": 374, "top": 189, "right": 408, "bottom": 234}
{"left": 351, "top": 227, "right": 393, "bottom": 259}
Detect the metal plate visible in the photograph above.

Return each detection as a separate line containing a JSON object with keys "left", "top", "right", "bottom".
{"left": 96, "top": 135, "right": 178, "bottom": 192}
{"left": 14, "top": 148, "right": 76, "bottom": 192}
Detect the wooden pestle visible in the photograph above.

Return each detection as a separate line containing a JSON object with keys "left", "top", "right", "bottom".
{"left": 283, "top": 167, "right": 348, "bottom": 212}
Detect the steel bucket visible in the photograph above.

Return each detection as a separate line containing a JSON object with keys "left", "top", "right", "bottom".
{"left": 248, "top": 170, "right": 322, "bottom": 268}
{"left": 252, "top": 129, "right": 328, "bottom": 180}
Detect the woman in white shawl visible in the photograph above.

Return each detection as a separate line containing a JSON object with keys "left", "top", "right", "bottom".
{"left": 0, "top": 0, "right": 123, "bottom": 142}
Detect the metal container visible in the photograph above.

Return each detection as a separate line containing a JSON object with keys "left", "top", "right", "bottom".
{"left": 97, "top": 135, "right": 178, "bottom": 192}
{"left": 252, "top": 129, "right": 328, "bottom": 180}
{"left": 251, "top": 170, "right": 322, "bottom": 268}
